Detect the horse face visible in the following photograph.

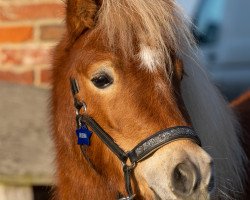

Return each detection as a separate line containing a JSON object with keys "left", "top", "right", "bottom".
{"left": 66, "top": 33, "right": 214, "bottom": 199}
{"left": 60, "top": 0, "right": 215, "bottom": 199}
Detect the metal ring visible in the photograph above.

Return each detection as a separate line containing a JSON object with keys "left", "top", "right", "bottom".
{"left": 82, "top": 101, "right": 87, "bottom": 113}
{"left": 118, "top": 194, "right": 136, "bottom": 200}
{"left": 121, "top": 162, "right": 136, "bottom": 170}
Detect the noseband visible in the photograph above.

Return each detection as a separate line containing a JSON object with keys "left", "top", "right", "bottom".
{"left": 70, "top": 78, "right": 201, "bottom": 200}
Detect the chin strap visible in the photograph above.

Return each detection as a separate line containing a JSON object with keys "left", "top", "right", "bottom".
{"left": 70, "top": 78, "right": 201, "bottom": 200}
{"left": 120, "top": 163, "right": 136, "bottom": 200}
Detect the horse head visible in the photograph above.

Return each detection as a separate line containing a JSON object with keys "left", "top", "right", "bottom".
{"left": 51, "top": 0, "right": 245, "bottom": 199}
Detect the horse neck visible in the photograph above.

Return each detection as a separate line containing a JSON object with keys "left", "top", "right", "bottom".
{"left": 54, "top": 139, "right": 121, "bottom": 199}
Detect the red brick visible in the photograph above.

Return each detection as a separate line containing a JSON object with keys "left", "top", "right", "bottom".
{"left": 40, "top": 68, "right": 52, "bottom": 84}
{"left": 40, "top": 24, "right": 65, "bottom": 41}
{"left": 0, "top": 26, "right": 33, "bottom": 43}
{"left": 0, "top": 3, "right": 65, "bottom": 21}
{"left": 0, "top": 48, "right": 50, "bottom": 66}
{"left": 0, "top": 70, "right": 34, "bottom": 85}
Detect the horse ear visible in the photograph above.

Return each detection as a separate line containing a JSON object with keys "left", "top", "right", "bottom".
{"left": 66, "top": 0, "right": 99, "bottom": 39}
{"left": 173, "top": 57, "right": 184, "bottom": 81}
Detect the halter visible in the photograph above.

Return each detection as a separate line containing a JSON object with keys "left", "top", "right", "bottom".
{"left": 70, "top": 78, "right": 201, "bottom": 200}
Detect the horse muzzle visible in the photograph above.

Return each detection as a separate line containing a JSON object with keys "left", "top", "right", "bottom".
{"left": 135, "top": 139, "right": 215, "bottom": 200}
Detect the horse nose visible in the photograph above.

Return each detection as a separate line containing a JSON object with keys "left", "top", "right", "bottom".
{"left": 171, "top": 161, "right": 198, "bottom": 197}
{"left": 170, "top": 159, "right": 215, "bottom": 197}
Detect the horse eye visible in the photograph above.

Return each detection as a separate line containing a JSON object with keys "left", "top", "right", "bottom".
{"left": 91, "top": 73, "right": 113, "bottom": 89}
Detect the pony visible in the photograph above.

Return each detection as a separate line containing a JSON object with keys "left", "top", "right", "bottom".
{"left": 51, "top": 0, "right": 248, "bottom": 199}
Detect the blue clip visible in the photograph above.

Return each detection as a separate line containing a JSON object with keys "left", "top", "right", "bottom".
{"left": 76, "top": 125, "right": 92, "bottom": 146}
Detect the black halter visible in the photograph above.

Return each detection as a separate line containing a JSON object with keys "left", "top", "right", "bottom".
{"left": 70, "top": 78, "right": 201, "bottom": 200}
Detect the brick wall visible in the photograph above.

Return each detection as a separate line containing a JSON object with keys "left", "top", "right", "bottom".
{"left": 0, "top": 0, "right": 65, "bottom": 87}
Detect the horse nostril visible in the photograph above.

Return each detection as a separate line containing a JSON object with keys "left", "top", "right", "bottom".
{"left": 171, "top": 162, "right": 199, "bottom": 197}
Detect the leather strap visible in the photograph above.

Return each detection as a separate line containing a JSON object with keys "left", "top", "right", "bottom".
{"left": 128, "top": 126, "right": 201, "bottom": 163}
{"left": 80, "top": 116, "right": 201, "bottom": 164}
{"left": 80, "top": 115, "right": 201, "bottom": 200}
{"left": 80, "top": 115, "right": 128, "bottom": 163}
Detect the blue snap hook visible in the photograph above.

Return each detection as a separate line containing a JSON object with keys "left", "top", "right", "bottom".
{"left": 76, "top": 125, "right": 92, "bottom": 146}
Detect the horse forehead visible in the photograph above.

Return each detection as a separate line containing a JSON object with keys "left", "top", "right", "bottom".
{"left": 77, "top": 33, "right": 162, "bottom": 72}
{"left": 139, "top": 45, "right": 162, "bottom": 72}
{"left": 76, "top": 37, "right": 165, "bottom": 76}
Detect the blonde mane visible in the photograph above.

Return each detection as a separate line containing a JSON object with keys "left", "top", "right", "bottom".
{"left": 95, "top": 0, "right": 247, "bottom": 198}
{"left": 96, "top": 0, "right": 194, "bottom": 71}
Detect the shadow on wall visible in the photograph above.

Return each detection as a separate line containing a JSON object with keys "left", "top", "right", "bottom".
{"left": 0, "top": 82, "right": 54, "bottom": 200}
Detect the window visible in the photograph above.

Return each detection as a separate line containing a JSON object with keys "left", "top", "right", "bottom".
{"left": 193, "top": 0, "right": 225, "bottom": 45}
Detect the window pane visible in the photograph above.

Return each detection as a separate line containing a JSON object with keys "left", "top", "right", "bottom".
{"left": 194, "top": 0, "right": 225, "bottom": 45}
